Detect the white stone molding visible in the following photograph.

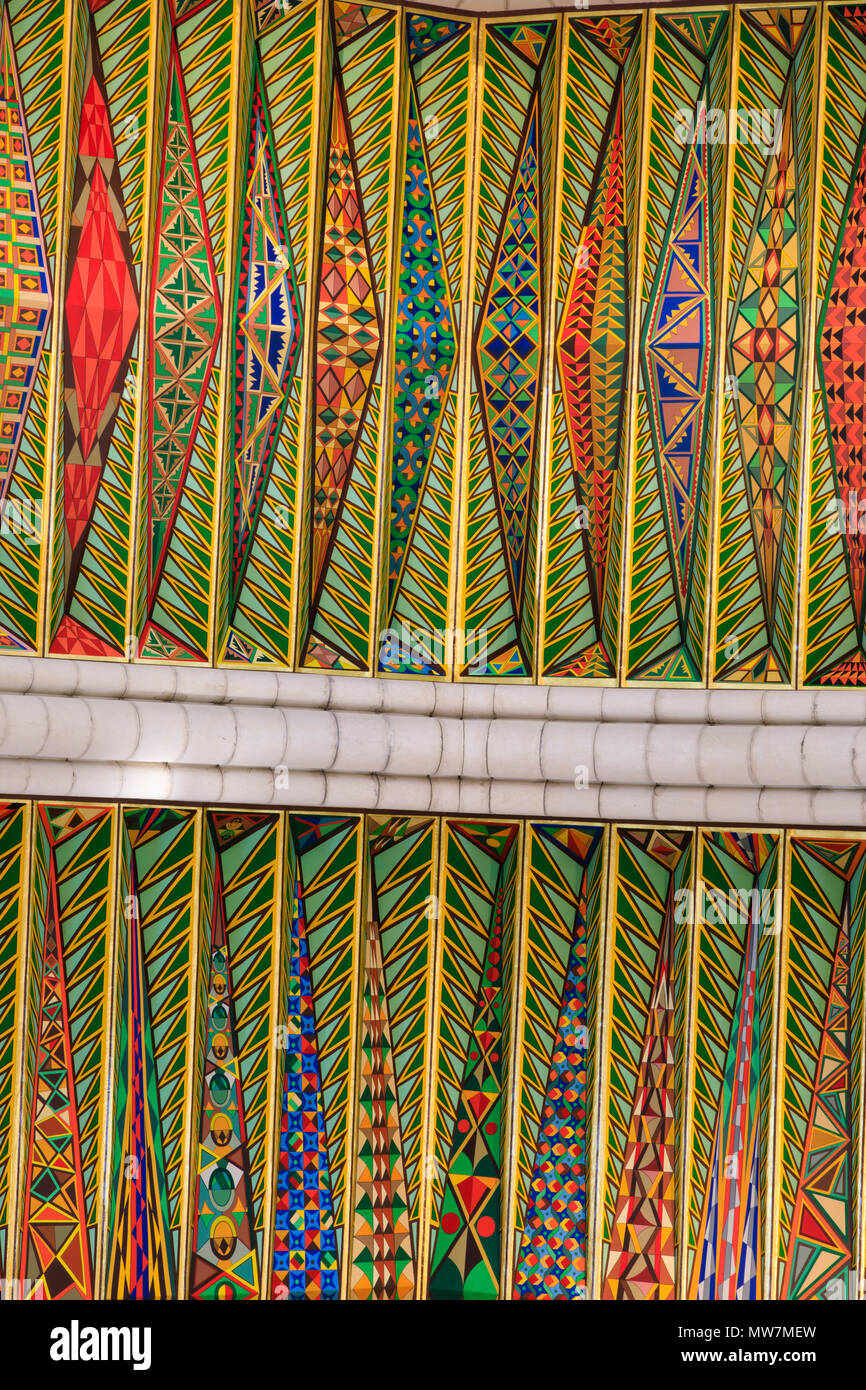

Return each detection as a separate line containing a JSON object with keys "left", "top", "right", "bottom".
{"left": 0, "top": 659, "right": 864, "bottom": 823}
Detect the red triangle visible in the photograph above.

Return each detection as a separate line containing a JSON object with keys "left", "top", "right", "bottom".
{"left": 79, "top": 74, "right": 114, "bottom": 159}
{"left": 455, "top": 1173, "right": 491, "bottom": 1218}
{"left": 799, "top": 1204, "right": 841, "bottom": 1249}
{"left": 466, "top": 1090, "right": 493, "bottom": 1122}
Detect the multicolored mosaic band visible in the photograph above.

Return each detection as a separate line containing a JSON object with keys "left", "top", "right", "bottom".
{"left": 776, "top": 835, "right": 866, "bottom": 1299}
{"left": 0, "top": 809, "right": 864, "bottom": 1299}
{"left": 683, "top": 830, "right": 779, "bottom": 1299}
{"left": 541, "top": 15, "right": 642, "bottom": 682}
{"left": 2, "top": 3, "right": 866, "bottom": 684}
{"left": 711, "top": 10, "right": 815, "bottom": 685}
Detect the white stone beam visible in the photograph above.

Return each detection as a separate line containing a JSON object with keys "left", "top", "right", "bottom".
{"left": 0, "top": 660, "right": 864, "bottom": 822}
{"left": 0, "top": 758, "right": 862, "bottom": 826}
{"left": 0, "top": 657, "right": 864, "bottom": 724}
{"left": 0, "top": 689, "right": 865, "bottom": 786}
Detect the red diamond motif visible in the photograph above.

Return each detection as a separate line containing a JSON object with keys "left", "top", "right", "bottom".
{"left": 78, "top": 72, "right": 113, "bottom": 158}
{"left": 65, "top": 158, "right": 138, "bottom": 480}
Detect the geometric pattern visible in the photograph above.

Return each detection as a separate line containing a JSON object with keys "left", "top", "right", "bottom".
{"left": 476, "top": 95, "right": 542, "bottom": 639}
{"left": 0, "top": 4, "right": 859, "bottom": 684}
{"left": 106, "top": 860, "right": 174, "bottom": 1300}
{"left": 231, "top": 71, "right": 300, "bottom": 607}
{"left": 428, "top": 820, "right": 519, "bottom": 1300}
{"left": 299, "top": 7, "right": 398, "bottom": 673}
{"left": 219, "top": 0, "right": 316, "bottom": 668}
{"left": 18, "top": 806, "right": 115, "bottom": 1301}
{"left": 805, "top": 7, "right": 866, "bottom": 684}
{"left": 60, "top": 26, "right": 138, "bottom": 612}
{"left": 821, "top": 135, "right": 866, "bottom": 627}
{"left": 777, "top": 836, "right": 866, "bottom": 1299}
{"left": 307, "top": 81, "right": 379, "bottom": 628}
{"left": 135, "top": 0, "right": 233, "bottom": 666}
{"left": 626, "top": 14, "right": 729, "bottom": 682}
{"left": 141, "top": 41, "right": 220, "bottom": 660}
{"left": 603, "top": 889, "right": 677, "bottom": 1298}
{"left": 189, "top": 853, "right": 257, "bottom": 1300}
{"left": 513, "top": 824, "right": 605, "bottom": 1300}
{"left": 515, "top": 926, "right": 588, "bottom": 1298}
{"left": 350, "top": 816, "right": 436, "bottom": 1300}
{"left": 106, "top": 808, "right": 198, "bottom": 1300}
{"left": 555, "top": 124, "right": 626, "bottom": 670}
{"left": 21, "top": 874, "right": 92, "bottom": 1299}
{"left": 462, "top": 23, "right": 554, "bottom": 679}
{"left": 406, "top": 13, "right": 464, "bottom": 63}
{"left": 378, "top": 20, "right": 469, "bottom": 677}
{"left": 385, "top": 78, "right": 449, "bottom": 621}
{"left": 272, "top": 881, "right": 339, "bottom": 1299}
{"left": 542, "top": 15, "right": 641, "bottom": 681}
{"left": 2, "top": 812, "right": 866, "bottom": 1299}
{"left": 0, "top": 0, "right": 63, "bottom": 657}
{"left": 190, "top": 810, "right": 279, "bottom": 1300}
{"left": 601, "top": 827, "right": 693, "bottom": 1299}
{"left": 0, "top": 2, "right": 843, "bottom": 685}
{"left": 428, "top": 909, "right": 504, "bottom": 1298}
{"left": 697, "top": 964, "right": 762, "bottom": 1299}
{"left": 714, "top": 9, "right": 813, "bottom": 684}
{"left": 5, "top": 0, "right": 866, "bottom": 1307}
{"left": 0, "top": 802, "right": 27, "bottom": 1285}
{"left": 781, "top": 907, "right": 853, "bottom": 1298}
{"left": 379, "top": 74, "right": 456, "bottom": 674}
{"left": 351, "top": 913, "right": 414, "bottom": 1298}
{"left": 50, "top": 0, "right": 150, "bottom": 659}
{"left": 644, "top": 136, "right": 712, "bottom": 612}
{"left": 686, "top": 831, "right": 778, "bottom": 1300}
{"left": 272, "top": 814, "right": 361, "bottom": 1300}
{"left": 0, "top": 11, "right": 52, "bottom": 502}
{"left": 731, "top": 110, "right": 797, "bottom": 629}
